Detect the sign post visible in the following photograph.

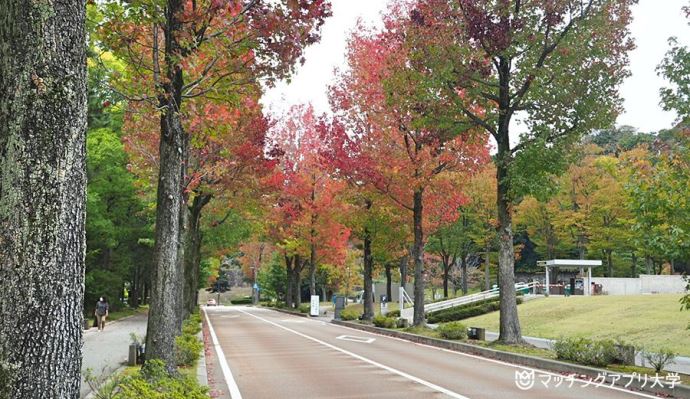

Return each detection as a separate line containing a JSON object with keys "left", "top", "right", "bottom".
{"left": 310, "top": 295, "right": 320, "bottom": 316}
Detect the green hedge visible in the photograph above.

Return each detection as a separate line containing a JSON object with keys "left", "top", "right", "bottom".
{"left": 553, "top": 337, "right": 618, "bottom": 367}
{"left": 230, "top": 296, "right": 253, "bottom": 305}
{"left": 437, "top": 321, "right": 467, "bottom": 340}
{"left": 427, "top": 297, "right": 523, "bottom": 324}
{"left": 372, "top": 315, "right": 396, "bottom": 328}
{"left": 340, "top": 308, "right": 360, "bottom": 321}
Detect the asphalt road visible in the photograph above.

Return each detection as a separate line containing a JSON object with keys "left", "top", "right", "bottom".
{"left": 204, "top": 306, "right": 663, "bottom": 399}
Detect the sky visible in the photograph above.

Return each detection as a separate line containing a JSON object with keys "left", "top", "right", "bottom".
{"left": 260, "top": 0, "right": 690, "bottom": 134}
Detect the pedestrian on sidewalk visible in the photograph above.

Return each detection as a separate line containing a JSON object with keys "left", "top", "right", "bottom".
{"left": 95, "top": 297, "right": 109, "bottom": 331}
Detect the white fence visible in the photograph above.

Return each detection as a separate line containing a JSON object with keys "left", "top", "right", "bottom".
{"left": 596, "top": 275, "right": 686, "bottom": 295}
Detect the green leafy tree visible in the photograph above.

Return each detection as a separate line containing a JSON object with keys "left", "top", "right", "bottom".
{"left": 403, "top": 0, "right": 635, "bottom": 343}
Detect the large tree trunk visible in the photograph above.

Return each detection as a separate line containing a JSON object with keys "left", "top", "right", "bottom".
{"left": 442, "top": 256, "right": 450, "bottom": 299}
{"left": 412, "top": 189, "right": 425, "bottom": 326}
{"left": 292, "top": 256, "right": 303, "bottom": 308}
{"left": 0, "top": 0, "right": 87, "bottom": 396}
{"left": 496, "top": 125, "right": 523, "bottom": 344}
{"left": 385, "top": 263, "right": 392, "bottom": 301}
{"left": 606, "top": 250, "right": 613, "bottom": 277}
{"left": 645, "top": 255, "right": 652, "bottom": 275}
{"left": 630, "top": 252, "right": 637, "bottom": 278}
{"left": 309, "top": 184, "right": 317, "bottom": 296}
{"left": 145, "top": 0, "right": 188, "bottom": 374}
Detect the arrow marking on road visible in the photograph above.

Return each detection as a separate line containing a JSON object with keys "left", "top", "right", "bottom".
{"left": 336, "top": 335, "right": 375, "bottom": 344}
{"left": 236, "top": 308, "right": 469, "bottom": 399}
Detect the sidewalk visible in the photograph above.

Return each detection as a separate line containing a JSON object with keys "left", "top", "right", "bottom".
{"left": 81, "top": 312, "right": 148, "bottom": 398}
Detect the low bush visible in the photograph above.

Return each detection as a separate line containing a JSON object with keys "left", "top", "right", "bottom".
{"left": 386, "top": 310, "right": 400, "bottom": 318}
{"left": 427, "top": 298, "right": 523, "bottom": 324}
{"left": 93, "top": 359, "right": 208, "bottom": 399}
{"left": 339, "top": 308, "right": 360, "bottom": 321}
{"left": 230, "top": 296, "right": 253, "bottom": 305}
{"left": 181, "top": 316, "right": 201, "bottom": 336}
{"left": 175, "top": 334, "right": 203, "bottom": 367}
{"left": 396, "top": 318, "right": 409, "bottom": 329}
{"left": 437, "top": 321, "right": 468, "bottom": 340}
{"left": 297, "top": 303, "right": 311, "bottom": 314}
{"left": 553, "top": 337, "right": 618, "bottom": 367}
{"left": 642, "top": 348, "right": 677, "bottom": 372}
{"left": 372, "top": 315, "right": 396, "bottom": 328}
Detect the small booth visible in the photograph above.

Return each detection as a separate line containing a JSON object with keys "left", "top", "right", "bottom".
{"left": 538, "top": 259, "right": 603, "bottom": 296}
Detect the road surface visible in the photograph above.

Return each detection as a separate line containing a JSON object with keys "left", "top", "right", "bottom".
{"left": 204, "top": 306, "right": 665, "bottom": 399}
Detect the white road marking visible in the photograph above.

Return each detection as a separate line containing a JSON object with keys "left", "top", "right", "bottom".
{"left": 326, "top": 321, "right": 661, "bottom": 399}
{"left": 204, "top": 309, "right": 243, "bottom": 399}
{"left": 336, "top": 335, "right": 376, "bottom": 344}
{"left": 236, "top": 308, "right": 469, "bottom": 399}
{"left": 281, "top": 319, "right": 305, "bottom": 323}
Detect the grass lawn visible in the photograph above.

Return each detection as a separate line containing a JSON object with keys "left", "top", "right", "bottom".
{"left": 462, "top": 294, "right": 690, "bottom": 356}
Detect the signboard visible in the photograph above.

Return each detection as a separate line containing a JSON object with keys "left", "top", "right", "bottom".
{"left": 310, "top": 295, "right": 320, "bottom": 316}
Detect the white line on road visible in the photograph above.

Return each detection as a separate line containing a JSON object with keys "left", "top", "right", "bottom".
{"left": 204, "top": 309, "right": 243, "bottom": 399}
{"left": 326, "top": 321, "right": 660, "bottom": 399}
{"left": 236, "top": 308, "right": 469, "bottom": 399}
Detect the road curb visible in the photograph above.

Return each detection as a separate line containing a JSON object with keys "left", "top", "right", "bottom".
{"left": 196, "top": 330, "right": 208, "bottom": 387}
{"left": 332, "top": 320, "right": 690, "bottom": 399}
{"left": 261, "top": 306, "right": 310, "bottom": 318}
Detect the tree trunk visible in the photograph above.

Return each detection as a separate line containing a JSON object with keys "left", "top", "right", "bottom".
{"left": 461, "top": 256, "right": 468, "bottom": 295}
{"left": 362, "top": 226, "right": 374, "bottom": 321}
{"left": 630, "top": 252, "right": 637, "bottom": 278}
{"left": 309, "top": 240, "right": 316, "bottom": 296}
{"left": 385, "top": 263, "right": 392, "bottom": 301}
{"left": 412, "top": 189, "right": 425, "bottom": 326}
{"left": 485, "top": 243, "right": 491, "bottom": 291}
{"left": 293, "top": 257, "right": 303, "bottom": 308}
{"left": 645, "top": 255, "right": 652, "bottom": 275}
{"left": 0, "top": 0, "right": 87, "bottom": 396}
{"left": 495, "top": 118, "right": 523, "bottom": 344}
{"left": 442, "top": 260, "right": 450, "bottom": 299}
{"left": 607, "top": 250, "right": 613, "bottom": 277}
{"left": 145, "top": 0, "right": 188, "bottom": 374}
{"left": 285, "top": 254, "right": 293, "bottom": 307}
{"left": 399, "top": 254, "right": 409, "bottom": 291}
{"left": 183, "top": 194, "right": 210, "bottom": 318}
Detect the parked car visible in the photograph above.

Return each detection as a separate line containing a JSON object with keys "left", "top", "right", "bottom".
{"left": 206, "top": 298, "right": 217, "bottom": 306}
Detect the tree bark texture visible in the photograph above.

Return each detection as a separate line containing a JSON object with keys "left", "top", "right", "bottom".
{"left": 0, "top": 0, "right": 87, "bottom": 397}
{"left": 496, "top": 136, "right": 523, "bottom": 344}
{"left": 385, "top": 263, "right": 392, "bottom": 302}
{"left": 412, "top": 189, "right": 425, "bottom": 326}
{"left": 145, "top": 0, "right": 187, "bottom": 374}
{"left": 182, "top": 193, "right": 210, "bottom": 318}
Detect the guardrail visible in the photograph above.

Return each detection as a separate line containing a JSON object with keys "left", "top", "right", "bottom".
{"left": 400, "top": 281, "right": 540, "bottom": 322}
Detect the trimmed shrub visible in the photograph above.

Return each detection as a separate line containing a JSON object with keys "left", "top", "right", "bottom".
{"left": 297, "top": 303, "right": 310, "bottom": 314}
{"left": 553, "top": 337, "right": 618, "bottom": 367}
{"left": 396, "top": 318, "right": 409, "bottom": 329}
{"left": 437, "top": 321, "right": 468, "bottom": 340}
{"left": 386, "top": 310, "right": 400, "bottom": 318}
{"left": 230, "top": 296, "right": 253, "bottom": 305}
{"left": 372, "top": 315, "right": 396, "bottom": 328}
{"left": 340, "top": 308, "right": 360, "bottom": 321}
{"left": 427, "top": 298, "right": 523, "bottom": 324}
{"left": 182, "top": 316, "right": 201, "bottom": 336}
{"left": 175, "top": 334, "right": 203, "bottom": 367}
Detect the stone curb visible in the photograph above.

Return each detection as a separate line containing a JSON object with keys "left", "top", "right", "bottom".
{"left": 196, "top": 330, "right": 208, "bottom": 387}
{"left": 261, "top": 306, "right": 310, "bottom": 318}
{"left": 332, "top": 320, "right": 690, "bottom": 399}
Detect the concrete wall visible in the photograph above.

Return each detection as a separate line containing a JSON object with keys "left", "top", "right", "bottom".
{"left": 640, "top": 274, "right": 687, "bottom": 294}
{"left": 596, "top": 275, "right": 686, "bottom": 295}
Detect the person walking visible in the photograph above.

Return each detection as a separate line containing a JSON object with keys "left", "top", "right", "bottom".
{"left": 95, "top": 297, "right": 109, "bottom": 331}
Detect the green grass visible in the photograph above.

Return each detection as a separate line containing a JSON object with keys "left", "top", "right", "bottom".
{"left": 462, "top": 295, "right": 690, "bottom": 356}
{"left": 108, "top": 306, "right": 148, "bottom": 321}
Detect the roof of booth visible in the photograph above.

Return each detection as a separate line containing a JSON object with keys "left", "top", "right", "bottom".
{"left": 538, "top": 259, "right": 603, "bottom": 269}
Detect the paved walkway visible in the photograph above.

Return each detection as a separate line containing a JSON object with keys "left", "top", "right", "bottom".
{"left": 81, "top": 313, "right": 148, "bottom": 398}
